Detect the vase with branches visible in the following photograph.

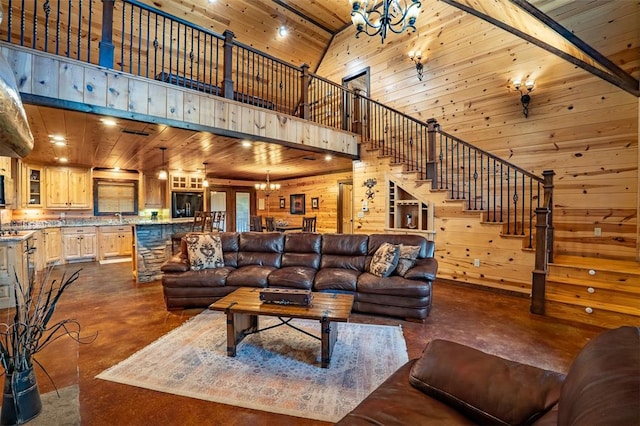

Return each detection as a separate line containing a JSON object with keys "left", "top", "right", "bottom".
{"left": 0, "top": 266, "right": 93, "bottom": 425}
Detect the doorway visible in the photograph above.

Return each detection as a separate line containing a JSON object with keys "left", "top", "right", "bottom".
{"left": 208, "top": 186, "right": 255, "bottom": 232}
{"left": 337, "top": 180, "right": 354, "bottom": 234}
{"left": 342, "top": 68, "right": 370, "bottom": 136}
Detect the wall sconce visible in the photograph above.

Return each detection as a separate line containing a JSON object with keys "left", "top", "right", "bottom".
{"left": 408, "top": 51, "right": 423, "bottom": 81}
{"left": 513, "top": 79, "right": 535, "bottom": 118}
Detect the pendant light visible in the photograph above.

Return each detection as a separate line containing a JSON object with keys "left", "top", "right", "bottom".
{"left": 202, "top": 162, "right": 209, "bottom": 187}
{"left": 158, "top": 147, "right": 168, "bottom": 180}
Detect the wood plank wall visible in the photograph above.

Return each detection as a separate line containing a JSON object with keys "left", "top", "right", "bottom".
{"left": 317, "top": 1, "right": 639, "bottom": 263}
{"left": 256, "top": 170, "right": 353, "bottom": 234}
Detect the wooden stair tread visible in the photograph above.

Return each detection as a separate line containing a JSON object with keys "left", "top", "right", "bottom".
{"left": 550, "top": 255, "right": 640, "bottom": 275}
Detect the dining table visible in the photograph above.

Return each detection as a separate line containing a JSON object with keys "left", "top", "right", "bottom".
{"left": 274, "top": 225, "right": 303, "bottom": 232}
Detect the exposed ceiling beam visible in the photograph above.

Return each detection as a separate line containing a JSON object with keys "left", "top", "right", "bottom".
{"left": 271, "top": 0, "right": 336, "bottom": 34}
{"left": 441, "top": 0, "right": 640, "bottom": 97}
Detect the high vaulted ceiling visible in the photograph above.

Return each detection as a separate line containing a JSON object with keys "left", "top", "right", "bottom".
{"left": 19, "top": 0, "right": 639, "bottom": 180}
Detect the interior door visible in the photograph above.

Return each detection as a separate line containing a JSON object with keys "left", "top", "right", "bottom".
{"left": 342, "top": 68, "right": 370, "bottom": 137}
{"left": 209, "top": 191, "right": 227, "bottom": 231}
{"left": 337, "top": 181, "right": 354, "bottom": 234}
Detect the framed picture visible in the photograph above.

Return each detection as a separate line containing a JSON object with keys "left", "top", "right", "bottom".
{"left": 279, "top": 198, "right": 285, "bottom": 209}
{"left": 290, "top": 194, "right": 305, "bottom": 215}
{"left": 311, "top": 197, "right": 319, "bottom": 209}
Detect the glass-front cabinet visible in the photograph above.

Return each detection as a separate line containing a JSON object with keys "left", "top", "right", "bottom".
{"left": 22, "top": 164, "right": 43, "bottom": 207}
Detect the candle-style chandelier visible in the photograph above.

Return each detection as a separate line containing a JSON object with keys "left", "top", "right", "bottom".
{"left": 349, "top": 0, "right": 422, "bottom": 44}
{"left": 255, "top": 171, "right": 280, "bottom": 197}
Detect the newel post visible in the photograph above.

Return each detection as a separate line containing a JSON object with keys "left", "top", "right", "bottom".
{"left": 222, "top": 30, "right": 235, "bottom": 100}
{"left": 530, "top": 170, "right": 554, "bottom": 315}
{"left": 98, "top": 0, "right": 115, "bottom": 68}
{"left": 300, "top": 64, "right": 310, "bottom": 119}
{"left": 542, "top": 170, "right": 555, "bottom": 263}
{"left": 426, "top": 118, "right": 439, "bottom": 186}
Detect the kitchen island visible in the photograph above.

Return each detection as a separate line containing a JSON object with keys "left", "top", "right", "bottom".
{"left": 133, "top": 220, "right": 193, "bottom": 283}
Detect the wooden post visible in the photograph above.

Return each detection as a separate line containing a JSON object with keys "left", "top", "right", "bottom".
{"left": 542, "top": 170, "right": 555, "bottom": 263}
{"left": 300, "top": 64, "right": 310, "bottom": 119}
{"left": 531, "top": 206, "right": 550, "bottom": 314}
{"left": 222, "top": 30, "right": 235, "bottom": 100}
{"left": 426, "top": 118, "right": 439, "bottom": 186}
{"left": 98, "top": 0, "right": 115, "bottom": 68}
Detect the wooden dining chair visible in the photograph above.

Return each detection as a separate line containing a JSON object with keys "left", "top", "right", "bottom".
{"left": 250, "top": 215, "right": 263, "bottom": 232}
{"left": 302, "top": 216, "right": 317, "bottom": 232}
{"left": 171, "top": 211, "right": 209, "bottom": 254}
{"left": 212, "top": 211, "right": 225, "bottom": 231}
{"left": 265, "top": 216, "right": 276, "bottom": 232}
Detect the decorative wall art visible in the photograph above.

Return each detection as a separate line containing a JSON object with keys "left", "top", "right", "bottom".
{"left": 311, "top": 197, "right": 319, "bottom": 209}
{"left": 279, "top": 198, "right": 286, "bottom": 209}
{"left": 290, "top": 194, "right": 305, "bottom": 215}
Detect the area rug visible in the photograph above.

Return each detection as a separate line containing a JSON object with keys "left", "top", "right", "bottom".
{"left": 96, "top": 310, "right": 408, "bottom": 422}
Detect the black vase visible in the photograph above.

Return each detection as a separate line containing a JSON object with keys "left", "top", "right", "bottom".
{"left": 1, "top": 367, "right": 42, "bottom": 425}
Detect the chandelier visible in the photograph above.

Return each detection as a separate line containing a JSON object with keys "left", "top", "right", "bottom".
{"left": 349, "top": 0, "right": 421, "bottom": 44}
{"left": 255, "top": 171, "right": 280, "bottom": 197}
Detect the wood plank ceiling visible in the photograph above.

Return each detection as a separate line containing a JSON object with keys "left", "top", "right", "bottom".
{"left": 21, "top": 0, "right": 638, "bottom": 181}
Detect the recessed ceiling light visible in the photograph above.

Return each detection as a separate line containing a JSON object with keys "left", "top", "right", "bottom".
{"left": 278, "top": 26, "right": 288, "bottom": 37}
{"left": 50, "top": 134, "right": 65, "bottom": 141}
{"left": 113, "top": 166, "right": 120, "bottom": 171}
{"left": 59, "top": 157, "right": 68, "bottom": 163}
{"left": 242, "top": 141, "right": 252, "bottom": 148}
{"left": 325, "top": 155, "right": 332, "bottom": 161}
{"left": 101, "top": 118, "right": 117, "bottom": 126}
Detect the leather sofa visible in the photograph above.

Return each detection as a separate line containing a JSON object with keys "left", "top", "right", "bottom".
{"left": 161, "top": 232, "right": 437, "bottom": 320}
{"left": 337, "top": 325, "right": 640, "bottom": 425}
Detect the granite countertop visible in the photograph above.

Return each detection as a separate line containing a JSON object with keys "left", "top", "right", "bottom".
{"left": 5, "top": 218, "right": 193, "bottom": 231}
{"left": 0, "top": 230, "right": 36, "bottom": 242}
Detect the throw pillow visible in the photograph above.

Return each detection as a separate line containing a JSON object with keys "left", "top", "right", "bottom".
{"left": 369, "top": 242, "right": 400, "bottom": 277}
{"left": 395, "top": 244, "right": 421, "bottom": 276}
{"left": 185, "top": 234, "right": 224, "bottom": 271}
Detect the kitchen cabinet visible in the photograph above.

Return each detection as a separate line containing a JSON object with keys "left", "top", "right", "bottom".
{"left": 43, "top": 227, "right": 62, "bottom": 266}
{"left": 0, "top": 156, "right": 16, "bottom": 207}
{"left": 21, "top": 163, "right": 43, "bottom": 207}
{"left": 99, "top": 225, "right": 133, "bottom": 259}
{"left": 171, "top": 174, "right": 203, "bottom": 191}
{"left": 62, "top": 226, "right": 97, "bottom": 262}
{"left": 144, "top": 174, "right": 165, "bottom": 208}
{"left": 0, "top": 237, "right": 32, "bottom": 309}
{"left": 45, "top": 167, "right": 91, "bottom": 209}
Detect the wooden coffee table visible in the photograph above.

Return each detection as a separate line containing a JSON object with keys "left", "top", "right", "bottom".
{"left": 209, "top": 287, "right": 354, "bottom": 368}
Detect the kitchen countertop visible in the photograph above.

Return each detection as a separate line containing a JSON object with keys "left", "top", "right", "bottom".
{"left": 0, "top": 230, "right": 36, "bottom": 242}
{"left": 4, "top": 218, "right": 193, "bottom": 231}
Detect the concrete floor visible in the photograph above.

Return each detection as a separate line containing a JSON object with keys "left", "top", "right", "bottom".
{"left": 20, "top": 261, "right": 603, "bottom": 425}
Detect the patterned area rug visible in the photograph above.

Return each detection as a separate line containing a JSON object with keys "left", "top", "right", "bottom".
{"left": 97, "top": 310, "right": 408, "bottom": 422}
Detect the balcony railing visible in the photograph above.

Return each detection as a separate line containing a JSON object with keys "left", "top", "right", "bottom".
{"left": 0, "top": 0, "right": 554, "bottom": 309}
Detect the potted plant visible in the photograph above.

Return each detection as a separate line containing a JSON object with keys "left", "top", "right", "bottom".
{"left": 0, "top": 266, "right": 91, "bottom": 425}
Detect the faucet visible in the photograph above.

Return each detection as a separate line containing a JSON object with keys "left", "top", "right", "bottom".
{"left": 115, "top": 212, "right": 123, "bottom": 223}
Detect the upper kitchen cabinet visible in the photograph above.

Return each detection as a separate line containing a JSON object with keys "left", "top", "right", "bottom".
{"left": 170, "top": 173, "right": 203, "bottom": 191}
{"left": 144, "top": 174, "right": 165, "bottom": 209}
{"left": 20, "top": 162, "right": 43, "bottom": 207}
{"left": 45, "top": 167, "right": 92, "bottom": 209}
{"left": 0, "top": 157, "right": 16, "bottom": 207}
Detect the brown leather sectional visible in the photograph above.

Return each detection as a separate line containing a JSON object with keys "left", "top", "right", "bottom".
{"left": 161, "top": 232, "right": 437, "bottom": 320}
{"left": 336, "top": 325, "right": 640, "bottom": 425}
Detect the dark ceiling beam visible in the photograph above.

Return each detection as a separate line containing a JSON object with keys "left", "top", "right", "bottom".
{"left": 271, "top": 0, "right": 335, "bottom": 34}
{"left": 441, "top": 0, "right": 640, "bottom": 97}
{"left": 510, "top": 0, "right": 638, "bottom": 94}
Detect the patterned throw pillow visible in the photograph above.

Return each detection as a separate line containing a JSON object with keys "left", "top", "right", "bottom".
{"left": 185, "top": 234, "right": 224, "bottom": 271}
{"left": 395, "top": 244, "right": 421, "bottom": 277}
{"left": 369, "top": 242, "right": 400, "bottom": 277}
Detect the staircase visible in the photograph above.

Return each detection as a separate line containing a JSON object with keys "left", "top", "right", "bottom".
{"left": 545, "top": 256, "right": 640, "bottom": 328}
